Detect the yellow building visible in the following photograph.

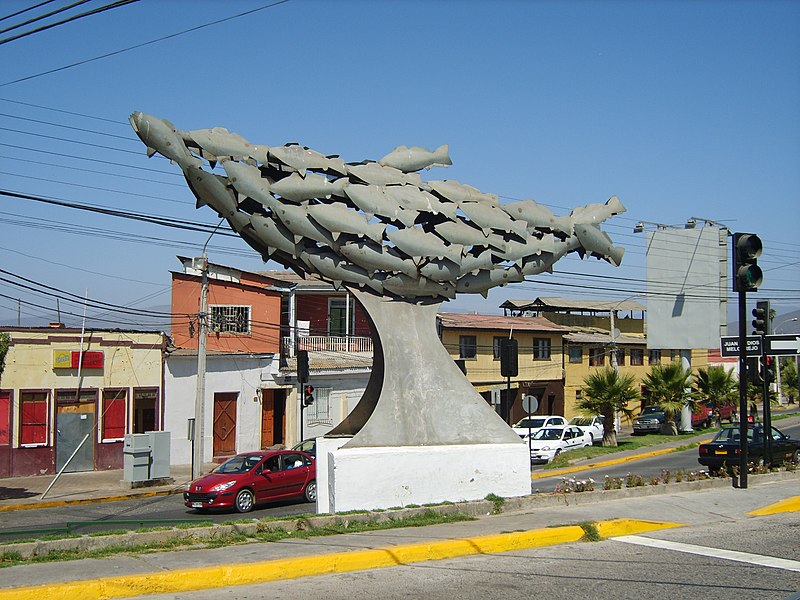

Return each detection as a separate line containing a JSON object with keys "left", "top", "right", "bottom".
{"left": 0, "top": 326, "right": 168, "bottom": 478}
{"left": 437, "top": 312, "right": 567, "bottom": 424}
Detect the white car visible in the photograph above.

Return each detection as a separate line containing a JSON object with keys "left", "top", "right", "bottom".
{"left": 527, "top": 426, "right": 593, "bottom": 463}
{"left": 512, "top": 415, "right": 568, "bottom": 441}
{"left": 568, "top": 415, "right": 606, "bottom": 444}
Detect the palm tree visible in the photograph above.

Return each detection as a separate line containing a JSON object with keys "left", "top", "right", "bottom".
{"left": 641, "top": 362, "right": 694, "bottom": 435}
{"left": 578, "top": 367, "right": 639, "bottom": 447}
{"left": 694, "top": 366, "right": 737, "bottom": 426}
{"left": 781, "top": 359, "right": 798, "bottom": 404}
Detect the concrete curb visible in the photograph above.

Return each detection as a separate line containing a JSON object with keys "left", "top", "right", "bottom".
{"left": 0, "top": 518, "right": 683, "bottom": 600}
{"left": 2, "top": 469, "right": 796, "bottom": 559}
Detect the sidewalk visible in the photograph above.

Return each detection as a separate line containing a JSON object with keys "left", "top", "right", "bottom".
{"left": 0, "top": 470, "right": 797, "bottom": 599}
{"left": 1, "top": 410, "right": 797, "bottom": 512}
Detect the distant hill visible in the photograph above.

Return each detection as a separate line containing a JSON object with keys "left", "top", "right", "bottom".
{"left": 728, "top": 308, "right": 800, "bottom": 336}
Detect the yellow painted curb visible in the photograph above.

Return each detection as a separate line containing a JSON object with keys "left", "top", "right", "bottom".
{"left": 595, "top": 518, "right": 683, "bottom": 538}
{"left": 0, "top": 490, "right": 178, "bottom": 513}
{"left": 748, "top": 495, "right": 800, "bottom": 516}
{"left": 0, "top": 519, "right": 681, "bottom": 600}
{"left": 532, "top": 439, "right": 713, "bottom": 480}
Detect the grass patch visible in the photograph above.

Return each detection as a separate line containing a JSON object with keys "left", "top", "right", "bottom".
{"left": 0, "top": 510, "right": 475, "bottom": 568}
{"left": 88, "top": 529, "right": 129, "bottom": 537}
{"left": 485, "top": 493, "right": 505, "bottom": 514}
{"left": 578, "top": 521, "right": 602, "bottom": 542}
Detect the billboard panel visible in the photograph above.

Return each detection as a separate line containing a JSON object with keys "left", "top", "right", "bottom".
{"left": 646, "top": 227, "right": 727, "bottom": 350}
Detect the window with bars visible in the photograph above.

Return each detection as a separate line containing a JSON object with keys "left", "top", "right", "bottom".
{"left": 568, "top": 346, "right": 583, "bottom": 364}
{"left": 630, "top": 348, "right": 645, "bottom": 366}
{"left": 532, "top": 338, "right": 551, "bottom": 360}
{"left": 20, "top": 391, "right": 48, "bottom": 446}
{"left": 649, "top": 349, "right": 662, "bottom": 365}
{"left": 588, "top": 348, "right": 605, "bottom": 367}
{"left": 210, "top": 305, "right": 251, "bottom": 334}
{"left": 615, "top": 348, "right": 626, "bottom": 366}
{"left": 459, "top": 335, "right": 477, "bottom": 360}
{"left": 307, "top": 387, "right": 331, "bottom": 423}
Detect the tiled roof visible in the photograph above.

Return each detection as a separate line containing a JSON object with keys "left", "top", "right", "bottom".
{"left": 437, "top": 312, "right": 568, "bottom": 332}
{"left": 564, "top": 331, "right": 646, "bottom": 345}
{"left": 500, "top": 297, "right": 646, "bottom": 313}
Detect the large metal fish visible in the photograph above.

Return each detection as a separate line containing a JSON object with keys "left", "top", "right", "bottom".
{"left": 459, "top": 201, "right": 528, "bottom": 238}
{"left": 570, "top": 195, "right": 626, "bottom": 225}
{"left": 272, "top": 202, "right": 339, "bottom": 248}
{"left": 386, "top": 227, "right": 464, "bottom": 264}
{"left": 220, "top": 160, "right": 279, "bottom": 209}
{"left": 182, "top": 166, "right": 237, "bottom": 216}
{"left": 302, "top": 251, "right": 383, "bottom": 294}
{"left": 456, "top": 266, "right": 524, "bottom": 298}
{"left": 269, "top": 144, "right": 347, "bottom": 176}
{"left": 182, "top": 127, "right": 267, "bottom": 165}
{"left": 382, "top": 274, "right": 456, "bottom": 299}
{"left": 427, "top": 180, "right": 499, "bottom": 205}
{"left": 249, "top": 212, "right": 300, "bottom": 258}
{"left": 432, "top": 220, "right": 506, "bottom": 250}
{"left": 346, "top": 162, "right": 423, "bottom": 187}
{"left": 502, "top": 199, "right": 573, "bottom": 237}
{"left": 339, "top": 240, "right": 418, "bottom": 278}
{"left": 269, "top": 172, "right": 348, "bottom": 202}
{"left": 383, "top": 185, "right": 456, "bottom": 220}
{"left": 129, "top": 112, "right": 202, "bottom": 169}
{"left": 307, "top": 202, "right": 386, "bottom": 244}
{"left": 573, "top": 223, "right": 624, "bottom": 266}
{"left": 378, "top": 144, "right": 452, "bottom": 172}
{"left": 344, "top": 184, "right": 418, "bottom": 227}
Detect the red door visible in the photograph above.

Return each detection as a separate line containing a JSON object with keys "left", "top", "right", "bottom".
{"left": 260, "top": 389, "right": 286, "bottom": 448}
{"left": 0, "top": 391, "right": 11, "bottom": 478}
{"left": 213, "top": 393, "right": 238, "bottom": 460}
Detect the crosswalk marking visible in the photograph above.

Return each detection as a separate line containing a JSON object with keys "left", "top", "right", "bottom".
{"left": 613, "top": 535, "right": 800, "bottom": 572}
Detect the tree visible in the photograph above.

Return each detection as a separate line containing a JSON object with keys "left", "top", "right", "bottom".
{"left": 781, "top": 359, "right": 798, "bottom": 404}
{"left": 694, "top": 366, "right": 737, "bottom": 427}
{"left": 641, "top": 362, "right": 694, "bottom": 435}
{"left": 0, "top": 332, "right": 10, "bottom": 384}
{"left": 578, "top": 367, "right": 639, "bottom": 447}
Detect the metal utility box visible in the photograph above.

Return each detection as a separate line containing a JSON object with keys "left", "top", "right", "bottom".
{"left": 123, "top": 433, "right": 151, "bottom": 482}
{"left": 147, "top": 430, "right": 171, "bottom": 479}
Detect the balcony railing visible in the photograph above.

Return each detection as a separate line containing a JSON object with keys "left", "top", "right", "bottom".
{"left": 282, "top": 336, "right": 373, "bottom": 356}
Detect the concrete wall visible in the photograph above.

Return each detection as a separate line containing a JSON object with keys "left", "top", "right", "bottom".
{"left": 164, "top": 353, "right": 282, "bottom": 465}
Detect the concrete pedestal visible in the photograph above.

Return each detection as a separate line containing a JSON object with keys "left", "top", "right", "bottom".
{"left": 316, "top": 437, "right": 531, "bottom": 513}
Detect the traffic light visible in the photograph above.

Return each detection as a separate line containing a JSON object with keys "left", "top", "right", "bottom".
{"left": 751, "top": 300, "right": 771, "bottom": 337}
{"left": 746, "top": 356, "right": 762, "bottom": 386}
{"left": 499, "top": 338, "right": 518, "bottom": 378}
{"left": 297, "top": 349, "right": 309, "bottom": 384}
{"left": 303, "top": 385, "right": 315, "bottom": 407}
{"left": 732, "top": 232, "right": 763, "bottom": 292}
{"left": 762, "top": 356, "right": 776, "bottom": 385}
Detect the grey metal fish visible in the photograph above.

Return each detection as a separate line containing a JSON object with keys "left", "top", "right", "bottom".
{"left": 573, "top": 223, "right": 624, "bottom": 266}
{"left": 502, "top": 199, "right": 573, "bottom": 236}
{"left": 433, "top": 220, "right": 506, "bottom": 250}
{"left": 378, "top": 144, "right": 452, "bottom": 172}
{"left": 386, "top": 227, "right": 463, "bottom": 264}
{"left": 249, "top": 212, "right": 299, "bottom": 258}
{"left": 183, "top": 127, "right": 267, "bottom": 165}
{"left": 307, "top": 202, "right": 386, "bottom": 244}
{"left": 570, "top": 195, "right": 626, "bottom": 225}
{"left": 383, "top": 185, "right": 456, "bottom": 220}
{"left": 456, "top": 266, "right": 524, "bottom": 298}
{"left": 382, "top": 274, "right": 456, "bottom": 299}
{"left": 269, "top": 172, "right": 348, "bottom": 202}
{"left": 427, "top": 180, "right": 500, "bottom": 205}
{"left": 339, "top": 240, "right": 418, "bottom": 278}
{"left": 302, "top": 251, "right": 383, "bottom": 294}
{"left": 346, "top": 162, "right": 423, "bottom": 187}
{"left": 272, "top": 202, "right": 339, "bottom": 248}
{"left": 220, "top": 160, "right": 279, "bottom": 209}
{"left": 459, "top": 201, "right": 528, "bottom": 238}
{"left": 269, "top": 144, "right": 347, "bottom": 175}
{"left": 129, "top": 112, "right": 202, "bottom": 169}
{"left": 344, "top": 184, "right": 418, "bottom": 227}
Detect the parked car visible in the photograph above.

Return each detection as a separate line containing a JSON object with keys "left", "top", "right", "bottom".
{"left": 184, "top": 450, "right": 316, "bottom": 513}
{"left": 568, "top": 415, "right": 607, "bottom": 444}
{"left": 528, "top": 426, "right": 592, "bottom": 463}
{"left": 512, "top": 415, "right": 568, "bottom": 441}
{"left": 633, "top": 404, "right": 712, "bottom": 434}
{"left": 698, "top": 424, "right": 800, "bottom": 473}
{"left": 706, "top": 402, "right": 736, "bottom": 423}
{"left": 292, "top": 438, "right": 317, "bottom": 458}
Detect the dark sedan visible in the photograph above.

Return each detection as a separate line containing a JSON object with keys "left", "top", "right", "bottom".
{"left": 698, "top": 424, "right": 800, "bottom": 472}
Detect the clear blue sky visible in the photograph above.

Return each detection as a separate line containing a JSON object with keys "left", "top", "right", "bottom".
{"left": 0, "top": 0, "right": 798, "bottom": 329}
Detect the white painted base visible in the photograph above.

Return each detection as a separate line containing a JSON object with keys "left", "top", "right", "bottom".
{"left": 315, "top": 440, "right": 531, "bottom": 513}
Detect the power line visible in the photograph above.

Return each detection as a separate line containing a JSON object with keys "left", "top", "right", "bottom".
{"left": 0, "top": 0, "right": 291, "bottom": 87}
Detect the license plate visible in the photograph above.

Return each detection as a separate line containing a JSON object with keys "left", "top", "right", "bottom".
{"left": 714, "top": 450, "right": 728, "bottom": 455}
{"left": 191, "top": 502, "right": 204, "bottom": 508}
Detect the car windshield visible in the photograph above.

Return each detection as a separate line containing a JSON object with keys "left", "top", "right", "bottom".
{"left": 516, "top": 418, "right": 546, "bottom": 429}
{"left": 642, "top": 406, "right": 662, "bottom": 415}
{"left": 570, "top": 418, "right": 593, "bottom": 426}
{"left": 532, "top": 428, "right": 563, "bottom": 441}
{"left": 713, "top": 426, "right": 785, "bottom": 444}
{"left": 213, "top": 455, "right": 262, "bottom": 474}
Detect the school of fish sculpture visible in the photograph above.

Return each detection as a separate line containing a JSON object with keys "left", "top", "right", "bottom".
{"left": 130, "top": 112, "right": 626, "bottom": 302}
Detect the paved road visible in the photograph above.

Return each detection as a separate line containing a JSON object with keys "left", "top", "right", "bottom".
{"left": 123, "top": 512, "right": 800, "bottom": 600}
{"left": 531, "top": 421, "right": 800, "bottom": 492}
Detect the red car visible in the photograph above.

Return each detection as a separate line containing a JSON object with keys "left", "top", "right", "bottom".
{"left": 184, "top": 450, "right": 316, "bottom": 513}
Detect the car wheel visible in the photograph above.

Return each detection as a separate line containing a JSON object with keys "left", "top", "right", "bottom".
{"left": 304, "top": 479, "right": 317, "bottom": 503}
{"left": 235, "top": 488, "right": 255, "bottom": 513}
{"left": 793, "top": 450, "right": 800, "bottom": 464}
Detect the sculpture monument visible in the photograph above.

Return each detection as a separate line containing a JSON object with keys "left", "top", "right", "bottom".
{"left": 130, "top": 112, "right": 626, "bottom": 511}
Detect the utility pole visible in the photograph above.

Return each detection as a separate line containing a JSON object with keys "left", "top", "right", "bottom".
{"left": 192, "top": 255, "right": 209, "bottom": 480}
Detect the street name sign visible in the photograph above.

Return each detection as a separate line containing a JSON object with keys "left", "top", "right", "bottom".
{"left": 720, "top": 335, "right": 763, "bottom": 357}
{"left": 764, "top": 334, "right": 800, "bottom": 356}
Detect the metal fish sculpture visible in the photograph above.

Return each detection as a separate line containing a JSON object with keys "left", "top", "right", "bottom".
{"left": 131, "top": 112, "right": 627, "bottom": 302}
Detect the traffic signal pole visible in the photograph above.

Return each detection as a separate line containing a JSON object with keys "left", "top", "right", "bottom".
{"left": 737, "top": 290, "right": 749, "bottom": 489}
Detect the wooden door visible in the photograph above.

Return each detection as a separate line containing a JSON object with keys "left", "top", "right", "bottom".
{"left": 261, "top": 389, "right": 285, "bottom": 448}
{"left": 213, "top": 392, "right": 238, "bottom": 459}
{"left": 0, "top": 391, "right": 10, "bottom": 478}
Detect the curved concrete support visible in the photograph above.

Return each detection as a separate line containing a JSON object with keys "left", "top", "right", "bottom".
{"left": 340, "top": 289, "right": 522, "bottom": 448}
